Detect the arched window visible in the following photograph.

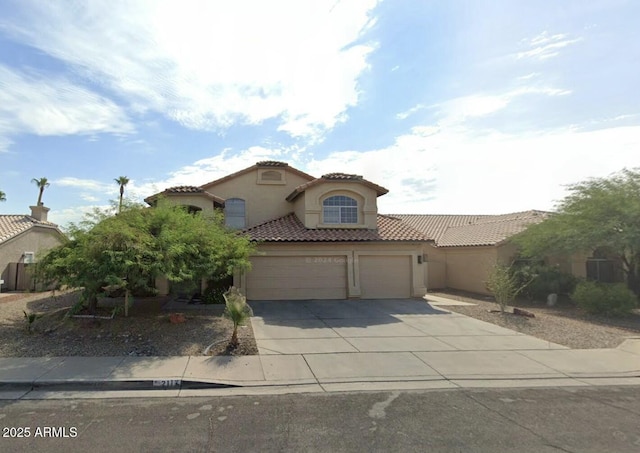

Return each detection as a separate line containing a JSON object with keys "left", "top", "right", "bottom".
{"left": 225, "top": 198, "right": 246, "bottom": 228}
{"left": 323, "top": 195, "right": 357, "bottom": 224}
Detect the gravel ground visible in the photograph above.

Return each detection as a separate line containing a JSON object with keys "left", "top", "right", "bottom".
{"left": 430, "top": 290, "right": 640, "bottom": 349}
{"left": 0, "top": 291, "right": 258, "bottom": 357}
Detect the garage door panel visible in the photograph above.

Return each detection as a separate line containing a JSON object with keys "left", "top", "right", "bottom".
{"left": 249, "top": 287, "right": 346, "bottom": 300}
{"left": 247, "top": 256, "right": 347, "bottom": 300}
{"left": 246, "top": 277, "right": 342, "bottom": 290}
{"left": 360, "top": 255, "right": 411, "bottom": 299}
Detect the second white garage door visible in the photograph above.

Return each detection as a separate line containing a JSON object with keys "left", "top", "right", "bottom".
{"left": 359, "top": 255, "right": 412, "bottom": 299}
{"left": 246, "top": 256, "right": 347, "bottom": 300}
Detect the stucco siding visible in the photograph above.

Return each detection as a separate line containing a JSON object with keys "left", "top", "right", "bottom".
{"left": 496, "top": 242, "right": 518, "bottom": 265}
{"left": 301, "top": 183, "right": 378, "bottom": 229}
{"left": 0, "top": 228, "right": 64, "bottom": 291}
{"left": 162, "top": 194, "right": 217, "bottom": 212}
{"left": 444, "top": 246, "right": 498, "bottom": 295}
{"left": 202, "top": 169, "right": 311, "bottom": 227}
{"left": 423, "top": 243, "right": 446, "bottom": 290}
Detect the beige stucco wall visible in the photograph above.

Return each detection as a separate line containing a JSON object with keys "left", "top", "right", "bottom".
{"left": 422, "top": 243, "right": 446, "bottom": 290}
{"left": 496, "top": 242, "right": 519, "bottom": 265}
{"left": 297, "top": 183, "right": 378, "bottom": 229}
{"left": 0, "top": 227, "right": 64, "bottom": 291}
{"left": 201, "top": 168, "right": 312, "bottom": 227}
{"left": 160, "top": 194, "right": 218, "bottom": 212}
{"left": 239, "top": 242, "right": 426, "bottom": 299}
{"left": 443, "top": 246, "right": 498, "bottom": 295}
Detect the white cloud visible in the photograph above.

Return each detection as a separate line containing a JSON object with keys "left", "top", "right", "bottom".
{"left": 50, "top": 122, "right": 640, "bottom": 225}
{"left": 304, "top": 124, "right": 640, "bottom": 215}
{"left": 516, "top": 31, "right": 582, "bottom": 60}
{"left": 0, "top": 65, "right": 133, "bottom": 147}
{"left": 0, "top": 136, "right": 13, "bottom": 153}
{"left": 2, "top": 0, "right": 378, "bottom": 141}
{"left": 431, "top": 85, "right": 571, "bottom": 128}
{"left": 80, "top": 194, "right": 100, "bottom": 202}
{"left": 55, "top": 177, "right": 114, "bottom": 193}
{"left": 130, "top": 145, "right": 290, "bottom": 200}
{"left": 49, "top": 204, "right": 112, "bottom": 229}
{"left": 396, "top": 104, "right": 426, "bottom": 120}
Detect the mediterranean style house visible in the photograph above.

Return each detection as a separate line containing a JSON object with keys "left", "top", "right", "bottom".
{"left": 0, "top": 205, "right": 65, "bottom": 291}
{"left": 145, "top": 161, "right": 590, "bottom": 300}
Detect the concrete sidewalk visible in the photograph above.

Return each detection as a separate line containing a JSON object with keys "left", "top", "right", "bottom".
{"left": 1, "top": 296, "right": 640, "bottom": 399}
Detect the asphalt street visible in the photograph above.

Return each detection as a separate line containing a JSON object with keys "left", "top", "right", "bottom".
{"left": 1, "top": 386, "right": 640, "bottom": 453}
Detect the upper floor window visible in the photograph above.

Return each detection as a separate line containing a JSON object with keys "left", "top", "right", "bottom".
{"left": 323, "top": 195, "right": 357, "bottom": 224}
{"left": 225, "top": 198, "right": 246, "bottom": 229}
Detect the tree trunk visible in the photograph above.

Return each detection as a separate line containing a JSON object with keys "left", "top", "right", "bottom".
{"left": 87, "top": 292, "right": 98, "bottom": 314}
{"left": 230, "top": 326, "right": 238, "bottom": 348}
{"left": 627, "top": 266, "right": 640, "bottom": 297}
{"left": 124, "top": 290, "right": 129, "bottom": 317}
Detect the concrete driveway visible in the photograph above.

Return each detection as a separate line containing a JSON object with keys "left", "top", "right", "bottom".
{"left": 250, "top": 298, "right": 567, "bottom": 356}
{"left": 247, "top": 298, "right": 605, "bottom": 386}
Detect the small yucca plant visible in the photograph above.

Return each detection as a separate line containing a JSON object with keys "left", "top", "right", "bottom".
{"left": 23, "top": 310, "right": 41, "bottom": 332}
{"left": 223, "top": 286, "right": 253, "bottom": 348}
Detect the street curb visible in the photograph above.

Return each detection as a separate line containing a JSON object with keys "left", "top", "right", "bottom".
{"left": 0, "top": 379, "right": 239, "bottom": 392}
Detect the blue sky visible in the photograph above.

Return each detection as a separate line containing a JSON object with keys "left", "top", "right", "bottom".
{"left": 0, "top": 0, "right": 638, "bottom": 227}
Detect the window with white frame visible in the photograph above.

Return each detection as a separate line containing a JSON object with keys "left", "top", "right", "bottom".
{"left": 322, "top": 195, "right": 358, "bottom": 224}
{"left": 224, "top": 198, "right": 246, "bottom": 228}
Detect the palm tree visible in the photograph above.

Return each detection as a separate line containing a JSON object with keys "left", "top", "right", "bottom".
{"left": 0, "top": 190, "right": 6, "bottom": 202}
{"left": 31, "top": 177, "right": 50, "bottom": 205}
{"left": 222, "top": 287, "right": 253, "bottom": 348}
{"left": 114, "top": 176, "right": 130, "bottom": 213}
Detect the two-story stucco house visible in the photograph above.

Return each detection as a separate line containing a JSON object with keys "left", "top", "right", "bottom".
{"left": 146, "top": 161, "right": 428, "bottom": 300}
{"left": 146, "top": 161, "right": 590, "bottom": 300}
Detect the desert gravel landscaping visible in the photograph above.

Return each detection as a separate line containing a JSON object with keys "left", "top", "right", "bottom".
{"left": 430, "top": 290, "right": 640, "bottom": 349}
{"left": 0, "top": 291, "right": 257, "bottom": 357}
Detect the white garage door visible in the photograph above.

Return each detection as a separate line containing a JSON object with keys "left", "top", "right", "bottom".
{"left": 360, "top": 255, "right": 412, "bottom": 298}
{"left": 246, "top": 256, "right": 347, "bottom": 300}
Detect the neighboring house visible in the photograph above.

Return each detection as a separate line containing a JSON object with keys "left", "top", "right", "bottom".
{"left": 146, "top": 161, "right": 586, "bottom": 299}
{"left": 0, "top": 205, "right": 65, "bottom": 292}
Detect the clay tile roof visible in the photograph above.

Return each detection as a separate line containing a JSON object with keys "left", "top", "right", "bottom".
{"left": 256, "top": 161, "right": 289, "bottom": 167}
{"left": 144, "top": 186, "right": 225, "bottom": 205}
{"left": 0, "top": 215, "right": 60, "bottom": 245}
{"left": 286, "top": 173, "right": 389, "bottom": 201}
{"left": 244, "top": 213, "right": 428, "bottom": 242}
{"left": 164, "top": 186, "right": 204, "bottom": 194}
{"left": 393, "top": 210, "right": 549, "bottom": 247}
{"left": 321, "top": 173, "right": 363, "bottom": 180}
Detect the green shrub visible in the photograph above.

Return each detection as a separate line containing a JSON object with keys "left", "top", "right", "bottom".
{"left": 571, "top": 281, "right": 638, "bottom": 316}
{"left": 202, "top": 275, "right": 233, "bottom": 304}
{"left": 511, "top": 263, "right": 578, "bottom": 301}
{"left": 486, "top": 264, "right": 535, "bottom": 312}
{"left": 202, "top": 286, "right": 225, "bottom": 304}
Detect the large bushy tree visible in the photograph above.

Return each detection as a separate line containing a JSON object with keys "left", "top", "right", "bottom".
{"left": 36, "top": 202, "right": 255, "bottom": 313}
{"left": 513, "top": 168, "right": 640, "bottom": 296}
